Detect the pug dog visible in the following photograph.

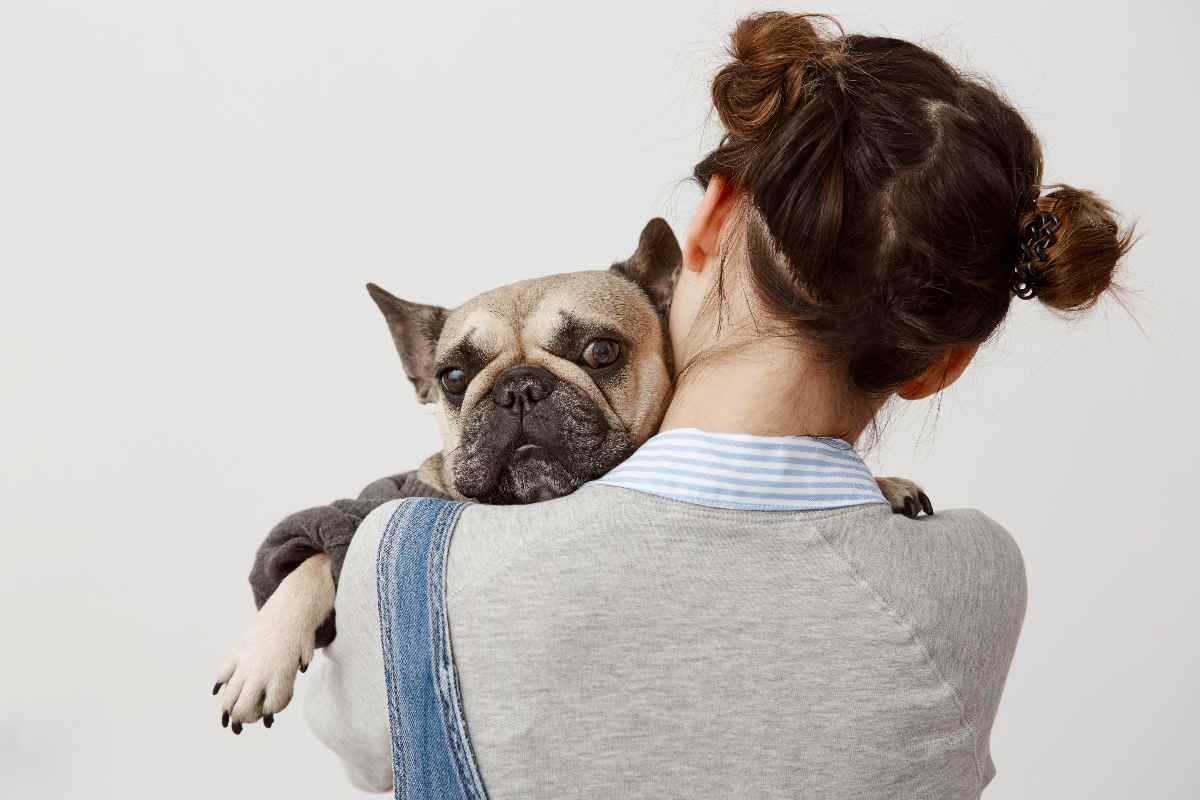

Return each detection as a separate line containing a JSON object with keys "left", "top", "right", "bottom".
{"left": 213, "top": 218, "right": 932, "bottom": 734}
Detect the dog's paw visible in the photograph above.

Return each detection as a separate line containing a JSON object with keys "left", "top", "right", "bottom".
{"left": 876, "top": 477, "right": 934, "bottom": 519}
{"left": 212, "top": 602, "right": 315, "bottom": 734}
{"left": 212, "top": 553, "right": 333, "bottom": 734}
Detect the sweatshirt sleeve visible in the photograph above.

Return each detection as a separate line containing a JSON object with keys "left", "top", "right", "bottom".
{"left": 820, "top": 508, "right": 1027, "bottom": 788}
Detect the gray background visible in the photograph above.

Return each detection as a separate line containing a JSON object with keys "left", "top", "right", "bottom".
{"left": 2, "top": 1, "right": 1196, "bottom": 797}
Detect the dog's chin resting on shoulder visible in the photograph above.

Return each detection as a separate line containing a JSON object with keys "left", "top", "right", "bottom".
{"left": 213, "top": 216, "right": 933, "bottom": 738}
{"left": 451, "top": 375, "right": 638, "bottom": 505}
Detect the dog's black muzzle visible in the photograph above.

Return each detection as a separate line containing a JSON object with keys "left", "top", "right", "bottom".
{"left": 488, "top": 366, "right": 564, "bottom": 451}
{"left": 452, "top": 364, "right": 629, "bottom": 503}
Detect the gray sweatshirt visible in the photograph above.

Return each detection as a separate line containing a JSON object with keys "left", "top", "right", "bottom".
{"left": 304, "top": 482, "right": 1026, "bottom": 798}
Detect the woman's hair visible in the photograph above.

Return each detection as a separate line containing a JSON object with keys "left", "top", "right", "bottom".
{"left": 694, "top": 11, "right": 1134, "bottom": 396}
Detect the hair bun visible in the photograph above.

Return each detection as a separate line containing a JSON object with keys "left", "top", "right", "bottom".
{"left": 1021, "top": 186, "right": 1134, "bottom": 311}
{"left": 710, "top": 12, "right": 840, "bottom": 141}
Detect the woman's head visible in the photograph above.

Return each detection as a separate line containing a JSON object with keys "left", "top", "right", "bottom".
{"left": 672, "top": 11, "right": 1132, "bottom": 407}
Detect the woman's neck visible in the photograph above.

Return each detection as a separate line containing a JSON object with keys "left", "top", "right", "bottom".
{"left": 659, "top": 339, "right": 873, "bottom": 443}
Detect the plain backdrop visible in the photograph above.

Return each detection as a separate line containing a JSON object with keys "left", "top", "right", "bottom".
{"left": 2, "top": 1, "right": 1197, "bottom": 797}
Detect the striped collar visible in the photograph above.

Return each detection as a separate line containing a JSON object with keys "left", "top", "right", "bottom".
{"left": 592, "top": 427, "right": 888, "bottom": 511}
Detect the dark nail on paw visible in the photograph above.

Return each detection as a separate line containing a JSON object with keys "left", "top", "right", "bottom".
{"left": 232, "top": 721, "right": 242, "bottom": 735}
{"left": 919, "top": 493, "right": 934, "bottom": 516}
{"left": 212, "top": 682, "right": 222, "bottom": 696}
{"left": 221, "top": 710, "right": 229, "bottom": 728}
{"left": 263, "top": 714, "right": 274, "bottom": 728}
{"left": 299, "top": 662, "right": 308, "bottom": 673}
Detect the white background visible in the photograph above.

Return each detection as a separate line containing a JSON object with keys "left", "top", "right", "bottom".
{"left": 2, "top": 1, "right": 1197, "bottom": 797}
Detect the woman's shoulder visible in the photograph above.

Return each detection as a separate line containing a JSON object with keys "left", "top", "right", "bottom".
{"left": 828, "top": 506, "right": 1026, "bottom": 628}
{"left": 904, "top": 507, "right": 1024, "bottom": 579}
{"left": 821, "top": 505, "right": 1027, "bottom": 731}
{"left": 823, "top": 505, "right": 1026, "bottom": 602}
{"left": 445, "top": 490, "right": 611, "bottom": 599}
{"left": 910, "top": 508, "right": 1026, "bottom": 605}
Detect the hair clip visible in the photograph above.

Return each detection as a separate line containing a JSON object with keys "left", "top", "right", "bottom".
{"left": 1011, "top": 211, "right": 1060, "bottom": 300}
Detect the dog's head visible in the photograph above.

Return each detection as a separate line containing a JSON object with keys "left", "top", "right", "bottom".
{"left": 368, "top": 218, "right": 680, "bottom": 503}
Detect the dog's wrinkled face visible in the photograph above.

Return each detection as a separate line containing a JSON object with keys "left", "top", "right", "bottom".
{"left": 368, "top": 218, "right": 680, "bottom": 503}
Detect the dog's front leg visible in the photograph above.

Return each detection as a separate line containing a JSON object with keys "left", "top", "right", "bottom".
{"left": 214, "top": 553, "right": 334, "bottom": 733}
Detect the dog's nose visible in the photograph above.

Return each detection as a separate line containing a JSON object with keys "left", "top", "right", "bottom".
{"left": 491, "top": 366, "right": 554, "bottom": 413}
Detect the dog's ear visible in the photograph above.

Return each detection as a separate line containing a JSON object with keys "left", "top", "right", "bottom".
{"left": 610, "top": 217, "right": 681, "bottom": 314}
{"left": 366, "top": 283, "right": 447, "bottom": 404}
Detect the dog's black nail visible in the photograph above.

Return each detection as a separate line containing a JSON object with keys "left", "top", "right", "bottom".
{"left": 232, "top": 721, "right": 242, "bottom": 735}
{"left": 221, "top": 710, "right": 229, "bottom": 728}
{"left": 212, "top": 682, "right": 222, "bottom": 696}
{"left": 263, "top": 714, "right": 274, "bottom": 728}
{"left": 919, "top": 492, "right": 934, "bottom": 516}
{"left": 904, "top": 497, "right": 918, "bottom": 518}
{"left": 299, "top": 662, "right": 308, "bottom": 674}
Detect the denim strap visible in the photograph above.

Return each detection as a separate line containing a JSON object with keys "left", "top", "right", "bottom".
{"left": 377, "top": 498, "right": 488, "bottom": 800}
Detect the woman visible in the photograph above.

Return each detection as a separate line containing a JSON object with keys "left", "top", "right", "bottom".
{"left": 306, "top": 11, "right": 1132, "bottom": 798}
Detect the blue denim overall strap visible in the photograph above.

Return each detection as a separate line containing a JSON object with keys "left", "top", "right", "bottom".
{"left": 376, "top": 498, "right": 488, "bottom": 800}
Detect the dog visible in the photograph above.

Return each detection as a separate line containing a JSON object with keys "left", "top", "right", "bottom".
{"left": 213, "top": 218, "right": 931, "bottom": 734}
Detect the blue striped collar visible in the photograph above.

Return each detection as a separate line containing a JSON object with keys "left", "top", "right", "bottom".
{"left": 592, "top": 427, "right": 887, "bottom": 512}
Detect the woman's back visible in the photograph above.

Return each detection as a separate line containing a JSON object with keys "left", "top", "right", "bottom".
{"left": 307, "top": 466, "right": 1025, "bottom": 799}
{"left": 447, "top": 486, "right": 1025, "bottom": 799}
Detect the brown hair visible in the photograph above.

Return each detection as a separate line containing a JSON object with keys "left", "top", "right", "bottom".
{"left": 695, "top": 12, "right": 1134, "bottom": 397}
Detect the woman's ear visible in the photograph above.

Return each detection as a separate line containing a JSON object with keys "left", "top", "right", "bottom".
{"left": 897, "top": 344, "right": 979, "bottom": 400}
{"left": 684, "top": 175, "right": 739, "bottom": 273}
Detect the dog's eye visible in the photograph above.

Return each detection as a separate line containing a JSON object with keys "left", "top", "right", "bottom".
{"left": 439, "top": 367, "right": 469, "bottom": 395}
{"left": 582, "top": 338, "right": 621, "bottom": 369}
